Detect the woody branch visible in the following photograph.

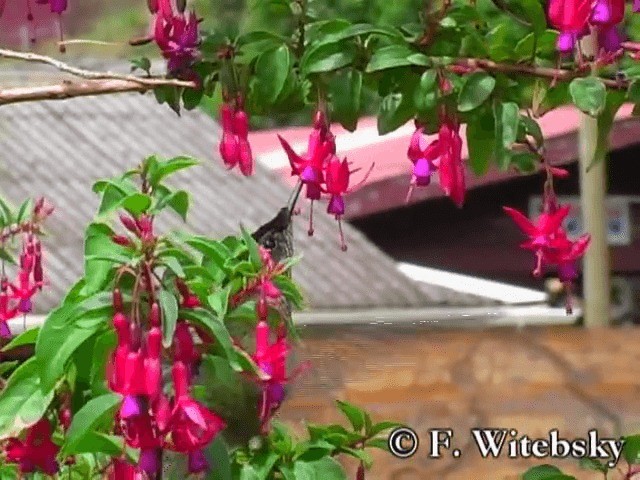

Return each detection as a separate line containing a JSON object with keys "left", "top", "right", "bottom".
{"left": 0, "top": 48, "right": 197, "bottom": 106}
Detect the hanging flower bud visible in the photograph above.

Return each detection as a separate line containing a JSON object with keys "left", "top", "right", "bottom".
{"left": 145, "top": 327, "right": 163, "bottom": 398}
{"left": 149, "top": 302, "right": 160, "bottom": 327}
{"left": 113, "top": 289, "right": 123, "bottom": 313}
{"left": 119, "top": 214, "right": 139, "bottom": 236}
{"left": 111, "top": 235, "right": 132, "bottom": 247}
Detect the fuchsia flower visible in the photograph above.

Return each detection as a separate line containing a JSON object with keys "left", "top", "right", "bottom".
{"left": 153, "top": 0, "right": 200, "bottom": 74}
{"left": 9, "top": 263, "right": 43, "bottom": 313}
{"left": 406, "top": 122, "right": 466, "bottom": 207}
{"left": 278, "top": 111, "right": 336, "bottom": 235}
{"left": 168, "top": 361, "right": 226, "bottom": 453}
{"left": 5, "top": 419, "right": 59, "bottom": 475}
{"left": 0, "top": 292, "right": 18, "bottom": 339}
{"left": 503, "top": 201, "right": 591, "bottom": 313}
{"left": 218, "top": 101, "right": 254, "bottom": 176}
{"left": 547, "top": 0, "right": 592, "bottom": 52}
{"left": 323, "top": 156, "right": 374, "bottom": 251}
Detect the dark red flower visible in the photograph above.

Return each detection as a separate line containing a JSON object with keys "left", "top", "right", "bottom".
{"left": 5, "top": 419, "right": 59, "bottom": 475}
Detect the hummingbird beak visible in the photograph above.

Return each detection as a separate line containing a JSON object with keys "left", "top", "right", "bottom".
{"left": 285, "top": 180, "right": 304, "bottom": 219}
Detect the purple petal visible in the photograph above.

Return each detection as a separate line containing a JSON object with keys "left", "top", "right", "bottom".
{"left": 556, "top": 32, "right": 576, "bottom": 53}
{"left": 558, "top": 262, "right": 578, "bottom": 282}
{"left": 598, "top": 26, "right": 622, "bottom": 52}
{"left": 50, "top": 0, "right": 67, "bottom": 13}
{"left": 412, "top": 158, "right": 432, "bottom": 186}
{"left": 188, "top": 450, "right": 209, "bottom": 474}
{"left": 18, "top": 299, "right": 31, "bottom": 313}
{"left": 267, "top": 382, "right": 285, "bottom": 406}
{"left": 305, "top": 183, "right": 322, "bottom": 200}
{"left": 0, "top": 322, "right": 11, "bottom": 339}
{"left": 590, "top": 0, "right": 611, "bottom": 25}
{"left": 120, "top": 395, "right": 142, "bottom": 419}
{"left": 138, "top": 449, "right": 160, "bottom": 476}
{"left": 635, "top": 0, "right": 640, "bottom": 13}
{"left": 327, "top": 195, "right": 345, "bottom": 216}
{"left": 300, "top": 165, "right": 319, "bottom": 183}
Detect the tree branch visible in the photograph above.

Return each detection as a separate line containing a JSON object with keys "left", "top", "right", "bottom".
{"left": 450, "top": 57, "right": 628, "bottom": 89}
{"left": 0, "top": 78, "right": 196, "bottom": 106}
{"left": 0, "top": 48, "right": 197, "bottom": 106}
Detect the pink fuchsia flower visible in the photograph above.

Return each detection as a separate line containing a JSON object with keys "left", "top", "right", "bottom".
{"left": 153, "top": 1, "right": 200, "bottom": 74}
{"left": 122, "top": 414, "right": 163, "bottom": 477}
{"left": 9, "top": 267, "right": 42, "bottom": 314}
{"left": 107, "top": 312, "right": 131, "bottom": 394}
{"left": 109, "top": 459, "right": 142, "bottom": 480}
{"left": 219, "top": 103, "right": 240, "bottom": 169}
{"left": 169, "top": 361, "right": 226, "bottom": 453}
{"left": 0, "top": 292, "right": 18, "bottom": 339}
{"left": 435, "top": 121, "right": 465, "bottom": 208}
{"left": 5, "top": 419, "right": 59, "bottom": 475}
{"left": 323, "top": 156, "right": 374, "bottom": 251}
{"left": 278, "top": 110, "right": 336, "bottom": 235}
{"left": 188, "top": 450, "right": 209, "bottom": 474}
{"left": 406, "top": 128, "right": 441, "bottom": 203}
{"left": 547, "top": 0, "right": 592, "bottom": 52}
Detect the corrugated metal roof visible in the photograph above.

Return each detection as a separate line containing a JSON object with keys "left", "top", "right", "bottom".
{"left": 0, "top": 74, "right": 499, "bottom": 311}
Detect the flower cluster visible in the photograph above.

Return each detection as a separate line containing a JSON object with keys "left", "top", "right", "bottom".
{"left": 548, "top": 0, "right": 627, "bottom": 53}
{"left": 406, "top": 118, "right": 465, "bottom": 208}
{"left": 503, "top": 170, "right": 590, "bottom": 314}
{"left": 0, "top": 197, "right": 53, "bottom": 339}
{"left": 278, "top": 111, "right": 373, "bottom": 250}
{"left": 151, "top": 0, "right": 200, "bottom": 75}
{"left": 219, "top": 98, "right": 254, "bottom": 177}
{"left": 106, "top": 213, "right": 226, "bottom": 478}
{"left": 4, "top": 419, "right": 59, "bottom": 476}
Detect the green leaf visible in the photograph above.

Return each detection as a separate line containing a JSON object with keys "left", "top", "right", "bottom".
{"left": 90, "top": 330, "right": 116, "bottom": 395}
{"left": 336, "top": 400, "right": 365, "bottom": 432}
{"left": 569, "top": 77, "right": 607, "bottom": 116}
{"left": 162, "top": 255, "right": 185, "bottom": 278}
{"left": 458, "top": 73, "right": 496, "bottom": 112}
{"left": 207, "top": 286, "right": 230, "bottom": 320}
{"left": 0, "top": 357, "right": 55, "bottom": 439}
{"left": 466, "top": 109, "right": 495, "bottom": 175}
{"left": 179, "top": 308, "right": 236, "bottom": 367}
{"left": 122, "top": 193, "right": 151, "bottom": 216}
{"left": 149, "top": 156, "right": 199, "bottom": 186}
{"left": 35, "top": 292, "right": 112, "bottom": 391}
{"left": 0, "top": 361, "right": 18, "bottom": 377}
{"left": 238, "top": 452, "right": 279, "bottom": 480}
{"left": 15, "top": 199, "right": 33, "bottom": 224}
{"left": 293, "top": 457, "right": 347, "bottom": 480}
{"left": 62, "top": 392, "right": 122, "bottom": 456}
{"left": 166, "top": 190, "right": 189, "bottom": 221}
{"left": 158, "top": 289, "right": 179, "bottom": 348}
{"left": 522, "top": 465, "right": 575, "bottom": 480}
{"left": 368, "top": 421, "right": 402, "bottom": 436}
{"left": 254, "top": 45, "right": 292, "bottom": 104}
{"left": 82, "top": 223, "right": 124, "bottom": 295}
{"left": 623, "top": 434, "right": 640, "bottom": 464}
{"left": 241, "top": 226, "right": 262, "bottom": 269}
{"left": 365, "top": 437, "right": 390, "bottom": 451}
{"left": 414, "top": 70, "right": 438, "bottom": 113}
{"left": 341, "top": 447, "right": 373, "bottom": 468}
{"left": 1, "top": 327, "right": 39, "bottom": 352}
{"left": 378, "top": 92, "right": 414, "bottom": 135}
{"left": 130, "top": 57, "right": 151, "bottom": 73}
{"left": 366, "top": 45, "right": 415, "bottom": 72}
{"left": 520, "top": 115, "right": 544, "bottom": 147}
{"left": 204, "top": 436, "right": 233, "bottom": 480}
{"left": 0, "top": 197, "right": 13, "bottom": 228}
{"left": 578, "top": 457, "right": 608, "bottom": 473}
{"left": 328, "top": 69, "right": 362, "bottom": 132}
{"left": 301, "top": 42, "right": 356, "bottom": 74}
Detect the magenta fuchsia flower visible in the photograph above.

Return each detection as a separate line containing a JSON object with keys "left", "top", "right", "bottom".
{"left": 153, "top": 0, "right": 200, "bottom": 74}
{"left": 168, "top": 361, "right": 226, "bottom": 453}
{"left": 9, "top": 266, "right": 42, "bottom": 314}
{"left": 547, "top": 0, "right": 592, "bottom": 52}
{"left": 5, "top": 419, "right": 59, "bottom": 475}
{"left": 0, "top": 292, "right": 18, "bottom": 339}
{"left": 503, "top": 203, "right": 590, "bottom": 313}
{"left": 407, "top": 121, "right": 465, "bottom": 207}
{"left": 323, "top": 156, "right": 374, "bottom": 251}
{"left": 218, "top": 101, "right": 254, "bottom": 176}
